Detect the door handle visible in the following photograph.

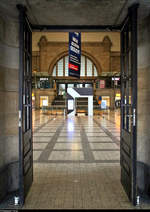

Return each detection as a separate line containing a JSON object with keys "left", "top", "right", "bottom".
{"left": 126, "top": 109, "right": 136, "bottom": 126}
{"left": 19, "top": 110, "right": 22, "bottom": 127}
{"left": 126, "top": 115, "right": 133, "bottom": 117}
{"left": 133, "top": 108, "right": 136, "bottom": 126}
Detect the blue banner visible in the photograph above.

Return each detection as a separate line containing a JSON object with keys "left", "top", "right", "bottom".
{"left": 68, "top": 32, "right": 81, "bottom": 78}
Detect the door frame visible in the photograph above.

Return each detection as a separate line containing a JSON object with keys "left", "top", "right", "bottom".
{"left": 17, "top": 4, "right": 33, "bottom": 205}
{"left": 120, "top": 4, "right": 139, "bottom": 206}
{"left": 17, "top": 3, "right": 139, "bottom": 206}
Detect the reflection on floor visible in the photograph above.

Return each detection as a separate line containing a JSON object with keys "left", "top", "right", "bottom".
{"left": 23, "top": 109, "right": 134, "bottom": 209}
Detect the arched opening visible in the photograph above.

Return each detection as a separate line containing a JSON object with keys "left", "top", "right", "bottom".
{"left": 52, "top": 54, "right": 98, "bottom": 77}
{"left": 47, "top": 53, "right": 101, "bottom": 97}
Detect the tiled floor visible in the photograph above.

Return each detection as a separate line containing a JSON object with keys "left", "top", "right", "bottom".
{"left": 22, "top": 109, "right": 144, "bottom": 209}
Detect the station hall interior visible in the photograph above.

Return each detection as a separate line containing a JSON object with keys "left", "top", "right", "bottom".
{"left": 1, "top": 0, "right": 150, "bottom": 210}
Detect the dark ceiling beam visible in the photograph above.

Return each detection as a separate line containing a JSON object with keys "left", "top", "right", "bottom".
{"left": 114, "top": 0, "right": 129, "bottom": 26}
{"left": 16, "top": 4, "right": 122, "bottom": 32}
{"left": 31, "top": 24, "right": 121, "bottom": 32}
{"left": 25, "top": 0, "right": 39, "bottom": 25}
{"left": 120, "top": 3, "right": 139, "bottom": 30}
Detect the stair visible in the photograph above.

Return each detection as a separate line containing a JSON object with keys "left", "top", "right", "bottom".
{"left": 47, "top": 95, "right": 101, "bottom": 115}
{"left": 51, "top": 95, "right": 66, "bottom": 107}
{"left": 76, "top": 97, "right": 100, "bottom": 115}
{"left": 47, "top": 95, "right": 67, "bottom": 115}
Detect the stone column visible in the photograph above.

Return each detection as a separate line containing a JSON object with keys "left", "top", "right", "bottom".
{"left": 88, "top": 96, "right": 93, "bottom": 116}
{"left": 35, "top": 91, "right": 40, "bottom": 109}
{"left": 101, "top": 36, "right": 112, "bottom": 74}
{"left": 110, "top": 89, "right": 115, "bottom": 110}
{"left": 0, "top": 14, "right": 19, "bottom": 198}
{"left": 38, "top": 36, "right": 48, "bottom": 73}
{"left": 137, "top": 14, "right": 150, "bottom": 197}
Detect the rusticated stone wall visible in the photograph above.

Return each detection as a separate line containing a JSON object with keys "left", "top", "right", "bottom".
{"left": 32, "top": 88, "right": 56, "bottom": 109}
{"left": 0, "top": 15, "right": 19, "bottom": 199}
{"left": 137, "top": 15, "right": 150, "bottom": 197}
{"left": 33, "top": 35, "right": 120, "bottom": 76}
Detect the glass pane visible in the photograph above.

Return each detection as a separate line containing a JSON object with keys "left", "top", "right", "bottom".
{"left": 40, "top": 96, "right": 49, "bottom": 107}
{"left": 37, "top": 81, "right": 40, "bottom": 88}
{"left": 124, "top": 106, "right": 127, "bottom": 130}
{"left": 129, "top": 79, "right": 132, "bottom": 105}
{"left": 68, "top": 84, "right": 74, "bottom": 88}
{"left": 128, "top": 30, "right": 131, "bottom": 50}
{"left": 128, "top": 106, "right": 132, "bottom": 133}
{"left": 58, "top": 59, "right": 63, "bottom": 76}
{"left": 85, "top": 84, "right": 92, "bottom": 88}
{"left": 94, "top": 66, "right": 98, "bottom": 76}
{"left": 65, "top": 56, "right": 69, "bottom": 76}
{"left": 129, "top": 50, "right": 131, "bottom": 76}
{"left": 58, "top": 84, "right": 65, "bottom": 95}
{"left": 59, "top": 84, "right": 65, "bottom": 90}
{"left": 77, "top": 84, "right": 83, "bottom": 88}
{"left": 87, "top": 58, "right": 92, "bottom": 76}
{"left": 52, "top": 66, "right": 56, "bottom": 76}
{"left": 54, "top": 55, "right": 98, "bottom": 78}
{"left": 81, "top": 55, "right": 85, "bottom": 76}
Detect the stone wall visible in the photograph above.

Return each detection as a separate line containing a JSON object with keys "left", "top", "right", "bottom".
{"left": 32, "top": 35, "right": 121, "bottom": 110}
{"left": 33, "top": 88, "right": 56, "bottom": 109}
{"left": 0, "top": 15, "right": 19, "bottom": 199}
{"left": 110, "top": 52, "right": 120, "bottom": 73}
{"left": 95, "top": 88, "right": 120, "bottom": 109}
{"left": 33, "top": 35, "right": 120, "bottom": 75}
{"left": 137, "top": 14, "right": 150, "bottom": 197}
{"left": 32, "top": 32, "right": 120, "bottom": 52}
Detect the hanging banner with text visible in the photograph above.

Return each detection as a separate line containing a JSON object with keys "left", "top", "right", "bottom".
{"left": 68, "top": 32, "right": 81, "bottom": 78}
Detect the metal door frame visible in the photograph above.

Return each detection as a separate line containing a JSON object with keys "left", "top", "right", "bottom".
{"left": 16, "top": 3, "right": 139, "bottom": 207}
{"left": 120, "top": 4, "right": 138, "bottom": 206}
{"left": 17, "top": 5, "right": 33, "bottom": 206}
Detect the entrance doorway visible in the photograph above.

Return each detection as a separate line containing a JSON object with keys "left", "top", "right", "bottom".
{"left": 19, "top": 4, "right": 138, "bottom": 207}
{"left": 0, "top": 3, "right": 139, "bottom": 209}
{"left": 57, "top": 82, "right": 93, "bottom": 96}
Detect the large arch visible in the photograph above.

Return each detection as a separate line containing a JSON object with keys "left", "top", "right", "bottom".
{"left": 48, "top": 50, "right": 102, "bottom": 76}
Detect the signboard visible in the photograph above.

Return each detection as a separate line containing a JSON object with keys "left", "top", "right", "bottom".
{"left": 101, "top": 100, "right": 107, "bottom": 109}
{"left": 68, "top": 99, "right": 74, "bottom": 110}
{"left": 68, "top": 32, "right": 81, "bottom": 78}
{"left": 112, "top": 77, "right": 120, "bottom": 81}
{"left": 98, "top": 96, "right": 102, "bottom": 105}
{"left": 40, "top": 78, "right": 49, "bottom": 81}
{"left": 100, "top": 80, "right": 105, "bottom": 88}
{"left": 42, "top": 99, "right": 48, "bottom": 106}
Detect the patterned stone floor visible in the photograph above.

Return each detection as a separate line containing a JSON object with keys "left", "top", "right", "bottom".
{"left": 22, "top": 109, "right": 145, "bottom": 209}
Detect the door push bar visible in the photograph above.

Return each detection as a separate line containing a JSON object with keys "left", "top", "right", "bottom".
{"left": 126, "top": 108, "right": 136, "bottom": 126}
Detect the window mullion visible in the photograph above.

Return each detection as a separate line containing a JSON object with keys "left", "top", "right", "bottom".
{"left": 63, "top": 57, "right": 65, "bottom": 76}
{"left": 85, "top": 57, "right": 87, "bottom": 76}
{"left": 56, "top": 63, "right": 58, "bottom": 76}
{"left": 92, "top": 63, "right": 94, "bottom": 76}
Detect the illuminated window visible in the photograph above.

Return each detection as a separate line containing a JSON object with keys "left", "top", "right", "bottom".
{"left": 81, "top": 55, "right": 85, "bottom": 76}
{"left": 52, "top": 66, "right": 56, "bottom": 76}
{"left": 57, "top": 59, "right": 63, "bottom": 76}
{"left": 65, "top": 56, "right": 69, "bottom": 76}
{"left": 40, "top": 96, "right": 48, "bottom": 107}
{"left": 94, "top": 66, "right": 98, "bottom": 76}
{"left": 87, "top": 58, "right": 92, "bottom": 76}
{"left": 52, "top": 55, "right": 98, "bottom": 77}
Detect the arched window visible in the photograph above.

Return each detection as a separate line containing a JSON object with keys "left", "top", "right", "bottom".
{"left": 52, "top": 55, "right": 98, "bottom": 77}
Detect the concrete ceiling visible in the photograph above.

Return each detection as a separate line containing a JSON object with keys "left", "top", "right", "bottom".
{"left": 0, "top": 0, "right": 150, "bottom": 27}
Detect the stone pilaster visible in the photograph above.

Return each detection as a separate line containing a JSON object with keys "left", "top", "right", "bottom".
{"left": 137, "top": 14, "right": 150, "bottom": 197}
{"left": 0, "top": 15, "right": 19, "bottom": 197}
{"left": 38, "top": 36, "right": 48, "bottom": 72}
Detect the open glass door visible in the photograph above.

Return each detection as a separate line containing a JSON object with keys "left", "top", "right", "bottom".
{"left": 17, "top": 5, "right": 33, "bottom": 205}
{"left": 120, "top": 4, "right": 138, "bottom": 206}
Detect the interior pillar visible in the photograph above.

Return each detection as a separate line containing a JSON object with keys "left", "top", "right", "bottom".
{"left": 137, "top": 14, "right": 150, "bottom": 198}
{"left": 0, "top": 14, "right": 19, "bottom": 200}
